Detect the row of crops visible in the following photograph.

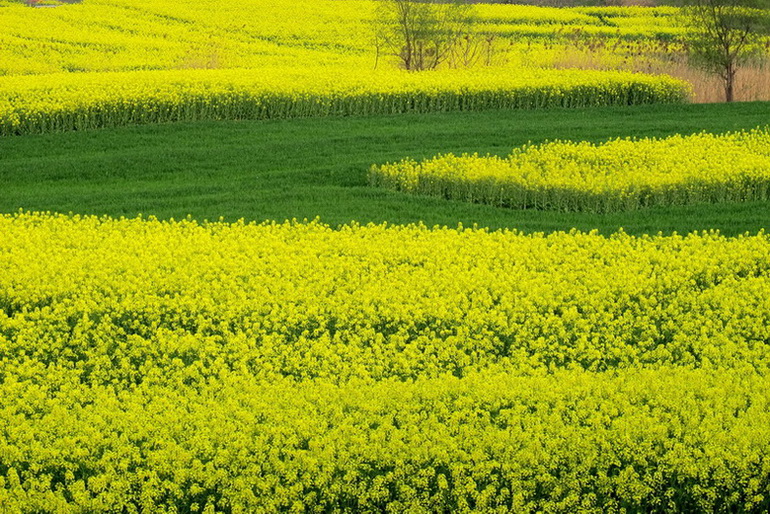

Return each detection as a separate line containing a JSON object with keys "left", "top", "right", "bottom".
{"left": 371, "top": 128, "right": 770, "bottom": 213}
{"left": 0, "top": 67, "right": 690, "bottom": 135}
{"left": 2, "top": 213, "right": 770, "bottom": 511}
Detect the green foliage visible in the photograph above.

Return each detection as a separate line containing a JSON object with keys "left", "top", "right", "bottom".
{"left": 374, "top": 0, "right": 477, "bottom": 70}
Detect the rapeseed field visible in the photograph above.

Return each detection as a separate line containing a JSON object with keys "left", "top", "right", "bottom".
{"left": 2, "top": 213, "right": 770, "bottom": 511}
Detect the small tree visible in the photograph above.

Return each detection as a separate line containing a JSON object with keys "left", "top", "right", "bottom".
{"left": 374, "top": 0, "right": 475, "bottom": 71}
{"left": 680, "top": 0, "right": 770, "bottom": 101}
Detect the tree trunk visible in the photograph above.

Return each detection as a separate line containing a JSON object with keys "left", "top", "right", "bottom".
{"left": 724, "top": 64, "right": 736, "bottom": 102}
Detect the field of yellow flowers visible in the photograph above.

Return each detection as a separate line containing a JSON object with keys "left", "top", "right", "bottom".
{"left": 0, "top": 0, "right": 692, "bottom": 134}
{"left": 371, "top": 128, "right": 770, "bottom": 213}
{"left": 1, "top": 213, "right": 770, "bottom": 511}
{"left": 2, "top": 0, "right": 770, "bottom": 511}
{"left": 0, "top": 1, "right": 685, "bottom": 76}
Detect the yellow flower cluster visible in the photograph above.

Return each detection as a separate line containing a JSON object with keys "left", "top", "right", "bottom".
{"left": 0, "top": 67, "right": 689, "bottom": 135}
{"left": 371, "top": 128, "right": 770, "bottom": 213}
{"left": 2, "top": 368, "right": 769, "bottom": 512}
{"left": 478, "top": 5, "right": 685, "bottom": 40}
{"left": 1, "top": 213, "right": 770, "bottom": 511}
{"left": 3, "top": 212, "right": 770, "bottom": 379}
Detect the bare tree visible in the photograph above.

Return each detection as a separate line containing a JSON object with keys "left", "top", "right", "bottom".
{"left": 374, "top": 0, "right": 476, "bottom": 71}
{"left": 680, "top": 0, "right": 770, "bottom": 101}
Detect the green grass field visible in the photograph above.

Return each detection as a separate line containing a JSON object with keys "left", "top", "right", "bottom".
{"left": 2, "top": 101, "right": 770, "bottom": 235}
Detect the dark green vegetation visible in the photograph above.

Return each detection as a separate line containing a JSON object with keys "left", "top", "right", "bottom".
{"left": 2, "top": 101, "right": 769, "bottom": 235}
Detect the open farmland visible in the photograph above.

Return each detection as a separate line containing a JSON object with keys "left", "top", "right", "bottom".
{"left": 2, "top": 0, "right": 770, "bottom": 512}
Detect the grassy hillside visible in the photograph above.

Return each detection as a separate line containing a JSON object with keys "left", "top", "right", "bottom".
{"left": 2, "top": 101, "right": 769, "bottom": 235}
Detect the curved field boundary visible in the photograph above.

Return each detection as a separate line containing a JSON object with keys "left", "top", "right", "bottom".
{"left": 370, "top": 128, "right": 770, "bottom": 213}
